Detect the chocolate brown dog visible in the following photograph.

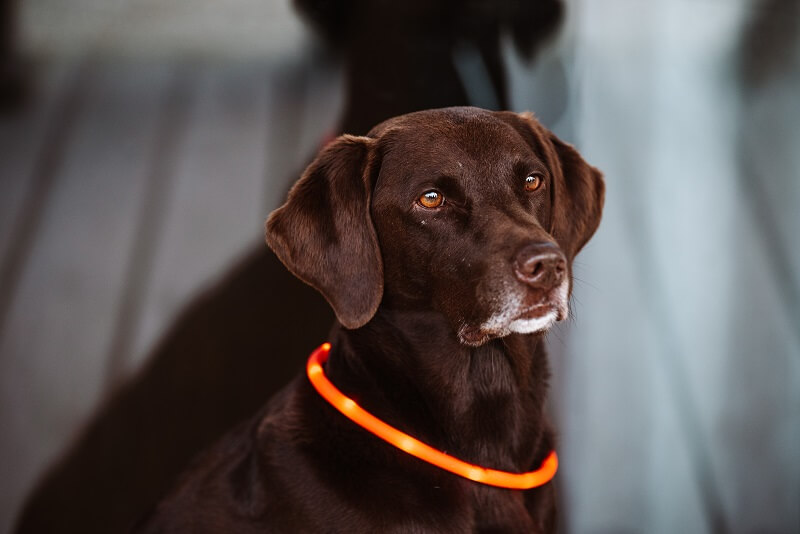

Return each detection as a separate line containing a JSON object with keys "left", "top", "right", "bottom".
{"left": 134, "top": 107, "right": 604, "bottom": 533}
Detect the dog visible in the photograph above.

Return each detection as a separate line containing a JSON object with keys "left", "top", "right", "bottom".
{"left": 134, "top": 106, "right": 604, "bottom": 533}
{"left": 15, "top": 5, "right": 567, "bottom": 533}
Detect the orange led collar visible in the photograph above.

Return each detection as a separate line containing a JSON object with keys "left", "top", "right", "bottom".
{"left": 306, "top": 343, "right": 558, "bottom": 490}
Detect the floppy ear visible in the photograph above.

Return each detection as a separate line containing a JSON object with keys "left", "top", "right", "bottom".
{"left": 546, "top": 132, "right": 605, "bottom": 259}
{"left": 266, "top": 135, "right": 383, "bottom": 329}
{"left": 498, "top": 111, "right": 605, "bottom": 259}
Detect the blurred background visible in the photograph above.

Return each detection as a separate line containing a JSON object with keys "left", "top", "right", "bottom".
{"left": 0, "top": 0, "right": 798, "bottom": 532}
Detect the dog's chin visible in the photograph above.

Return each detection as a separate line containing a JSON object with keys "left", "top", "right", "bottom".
{"left": 507, "top": 308, "right": 559, "bottom": 334}
{"left": 457, "top": 307, "right": 561, "bottom": 347}
{"left": 457, "top": 279, "right": 570, "bottom": 347}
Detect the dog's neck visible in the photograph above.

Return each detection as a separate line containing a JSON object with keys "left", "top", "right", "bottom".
{"left": 323, "top": 306, "right": 553, "bottom": 473}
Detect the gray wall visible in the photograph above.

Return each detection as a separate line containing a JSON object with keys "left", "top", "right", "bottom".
{"left": 512, "top": 1, "right": 799, "bottom": 532}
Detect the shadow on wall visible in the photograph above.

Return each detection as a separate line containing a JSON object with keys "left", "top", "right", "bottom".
{"left": 0, "top": 0, "right": 29, "bottom": 111}
{"left": 12, "top": 1, "right": 563, "bottom": 532}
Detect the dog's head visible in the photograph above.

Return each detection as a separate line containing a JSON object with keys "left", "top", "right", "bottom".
{"left": 267, "top": 107, "right": 604, "bottom": 346}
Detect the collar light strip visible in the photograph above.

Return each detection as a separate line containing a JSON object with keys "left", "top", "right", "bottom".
{"left": 306, "top": 342, "right": 558, "bottom": 490}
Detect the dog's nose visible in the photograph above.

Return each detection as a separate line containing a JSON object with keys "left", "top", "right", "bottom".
{"left": 514, "top": 243, "right": 566, "bottom": 290}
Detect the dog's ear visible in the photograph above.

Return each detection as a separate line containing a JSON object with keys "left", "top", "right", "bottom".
{"left": 498, "top": 111, "right": 605, "bottom": 259}
{"left": 266, "top": 135, "right": 383, "bottom": 329}
{"left": 546, "top": 131, "right": 605, "bottom": 259}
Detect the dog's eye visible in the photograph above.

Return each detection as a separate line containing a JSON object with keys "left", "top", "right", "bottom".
{"left": 525, "top": 174, "right": 544, "bottom": 192}
{"left": 418, "top": 190, "right": 444, "bottom": 208}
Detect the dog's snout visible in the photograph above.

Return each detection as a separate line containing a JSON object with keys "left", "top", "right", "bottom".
{"left": 514, "top": 243, "right": 566, "bottom": 290}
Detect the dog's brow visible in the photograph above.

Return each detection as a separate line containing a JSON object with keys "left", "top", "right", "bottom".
{"left": 511, "top": 157, "right": 546, "bottom": 177}
{"left": 432, "top": 175, "right": 467, "bottom": 199}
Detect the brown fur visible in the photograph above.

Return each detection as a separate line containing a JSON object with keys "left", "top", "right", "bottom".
{"left": 14, "top": 5, "right": 567, "bottom": 532}
{"left": 135, "top": 107, "right": 603, "bottom": 533}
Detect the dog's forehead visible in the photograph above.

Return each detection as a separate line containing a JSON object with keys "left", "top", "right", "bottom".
{"left": 375, "top": 109, "right": 539, "bottom": 186}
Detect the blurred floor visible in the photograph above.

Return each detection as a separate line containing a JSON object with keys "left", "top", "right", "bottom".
{"left": 1, "top": 0, "right": 799, "bottom": 533}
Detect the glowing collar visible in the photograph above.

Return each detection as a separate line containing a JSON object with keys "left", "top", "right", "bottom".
{"left": 306, "top": 343, "right": 558, "bottom": 490}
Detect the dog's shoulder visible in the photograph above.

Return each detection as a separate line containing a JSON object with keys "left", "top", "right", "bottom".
{"left": 131, "top": 385, "right": 311, "bottom": 533}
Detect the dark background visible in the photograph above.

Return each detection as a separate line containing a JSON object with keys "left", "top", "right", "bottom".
{"left": 0, "top": 0, "right": 798, "bottom": 532}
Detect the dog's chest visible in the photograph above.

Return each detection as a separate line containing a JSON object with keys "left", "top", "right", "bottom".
{"left": 467, "top": 485, "right": 539, "bottom": 533}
